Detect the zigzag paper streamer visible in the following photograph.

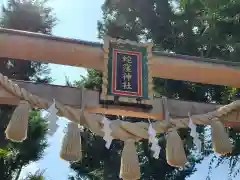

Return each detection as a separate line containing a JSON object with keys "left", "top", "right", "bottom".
{"left": 148, "top": 123, "right": 161, "bottom": 159}
{"left": 188, "top": 113, "right": 202, "bottom": 152}
{"left": 101, "top": 116, "right": 113, "bottom": 149}
{"left": 45, "top": 100, "right": 59, "bottom": 135}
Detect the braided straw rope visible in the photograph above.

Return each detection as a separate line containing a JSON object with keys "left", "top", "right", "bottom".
{"left": 0, "top": 72, "right": 240, "bottom": 141}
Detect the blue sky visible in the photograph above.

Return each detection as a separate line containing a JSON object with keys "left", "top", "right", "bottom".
{"left": 47, "top": 0, "right": 104, "bottom": 85}
{"left": 1, "top": 0, "right": 239, "bottom": 179}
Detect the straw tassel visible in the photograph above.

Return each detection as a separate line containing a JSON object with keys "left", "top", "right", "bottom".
{"left": 5, "top": 100, "right": 30, "bottom": 142}
{"left": 119, "top": 139, "right": 141, "bottom": 180}
{"left": 60, "top": 122, "right": 82, "bottom": 162}
{"left": 211, "top": 120, "right": 232, "bottom": 155}
{"left": 166, "top": 129, "right": 187, "bottom": 167}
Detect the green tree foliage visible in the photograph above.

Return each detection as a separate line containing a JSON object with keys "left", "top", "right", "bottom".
{"left": 178, "top": 1, "right": 240, "bottom": 178}
{"left": 73, "top": 69, "right": 102, "bottom": 90}
{"left": 0, "top": 111, "right": 48, "bottom": 180}
{"left": 0, "top": 0, "right": 57, "bottom": 82}
{"left": 70, "top": 0, "right": 240, "bottom": 179}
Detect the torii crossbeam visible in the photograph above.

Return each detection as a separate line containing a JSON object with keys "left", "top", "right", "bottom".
{"left": 1, "top": 28, "right": 240, "bottom": 87}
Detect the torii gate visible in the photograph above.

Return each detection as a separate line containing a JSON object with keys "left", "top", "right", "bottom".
{"left": 0, "top": 28, "right": 240, "bottom": 179}
{"left": 1, "top": 28, "right": 240, "bottom": 119}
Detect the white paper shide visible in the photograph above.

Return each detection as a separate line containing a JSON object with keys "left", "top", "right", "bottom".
{"left": 188, "top": 113, "right": 201, "bottom": 152}
{"left": 45, "top": 100, "right": 59, "bottom": 135}
{"left": 148, "top": 123, "right": 161, "bottom": 159}
{"left": 101, "top": 116, "right": 113, "bottom": 149}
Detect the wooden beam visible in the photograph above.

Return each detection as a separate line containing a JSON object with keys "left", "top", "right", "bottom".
{"left": 84, "top": 105, "right": 163, "bottom": 120}
{"left": 0, "top": 28, "right": 103, "bottom": 70}
{"left": 2, "top": 81, "right": 240, "bottom": 129}
{"left": 151, "top": 55, "right": 240, "bottom": 88}
{"left": 1, "top": 28, "right": 240, "bottom": 87}
{"left": 0, "top": 80, "right": 219, "bottom": 119}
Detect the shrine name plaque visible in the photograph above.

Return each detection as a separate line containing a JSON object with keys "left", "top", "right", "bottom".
{"left": 101, "top": 37, "right": 153, "bottom": 107}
